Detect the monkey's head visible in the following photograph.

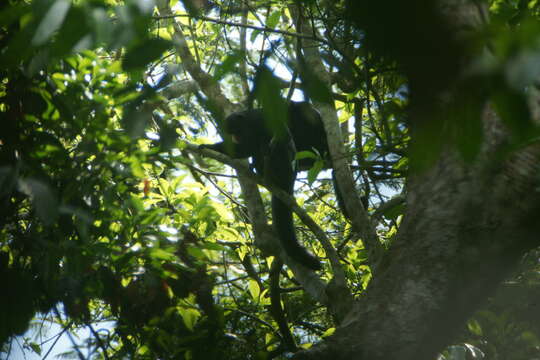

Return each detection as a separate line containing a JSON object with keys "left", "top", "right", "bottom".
{"left": 223, "top": 112, "right": 248, "bottom": 143}
{"left": 223, "top": 110, "right": 267, "bottom": 147}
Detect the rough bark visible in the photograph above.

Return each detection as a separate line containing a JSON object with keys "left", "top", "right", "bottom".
{"left": 297, "top": 104, "right": 540, "bottom": 359}
{"left": 190, "top": 144, "right": 330, "bottom": 304}
{"left": 289, "top": 5, "right": 385, "bottom": 270}
{"left": 295, "top": 1, "right": 540, "bottom": 359}
{"left": 156, "top": 1, "right": 331, "bottom": 291}
{"left": 193, "top": 144, "right": 358, "bottom": 319}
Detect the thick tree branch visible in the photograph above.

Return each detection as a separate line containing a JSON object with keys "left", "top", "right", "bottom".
{"left": 289, "top": 5, "right": 384, "bottom": 272}
{"left": 154, "top": 0, "right": 340, "bottom": 310}
{"left": 296, "top": 1, "right": 540, "bottom": 359}
{"left": 155, "top": 0, "right": 237, "bottom": 117}
{"left": 186, "top": 144, "right": 333, "bottom": 303}
{"left": 189, "top": 143, "right": 360, "bottom": 319}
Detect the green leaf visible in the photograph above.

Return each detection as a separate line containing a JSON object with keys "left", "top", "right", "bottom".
{"left": 252, "top": 66, "right": 288, "bottom": 138}
{"left": 0, "top": 4, "right": 27, "bottom": 28}
{"left": 129, "top": 195, "right": 145, "bottom": 213}
{"left": 214, "top": 51, "right": 243, "bottom": 81}
{"left": 149, "top": 248, "right": 176, "bottom": 261}
{"left": 51, "top": 6, "right": 90, "bottom": 57}
{"left": 266, "top": 11, "right": 281, "bottom": 29}
{"left": 32, "top": 0, "right": 71, "bottom": 46}
{"left": 179, "top": 307, "right": 201, "bottom": 331}
{"left": 186, "top": 246, "right": 206, "bottom": 260}
{"left": 321, "top": 327, "right": 336, "bottom": 338}
{"left": 29, "top": 342, "right": 42, "bottom": 355}
{"left": 467, "top": 319, "right": 483, "bottom": 336}
{"left": 248, "top": 279, "right": 260, "bottom": 300}
{"left": 124, "top": 108, "right": 153, "bottom": 138}
{"left": 123, "top": 38, "right": 171, "bottom": 70}
{"left": 382, "top": 201, "right": 405, "bottom": 220}
{"left": 159, "top": 122, "right": 179, "bottom": 151}
{"left": 130, "top": 157, "right": 145, "bottom": 178}
{"left": 250, "top": 29, "right": 261, "bottom": 42}
{"left": 493, "top": 85, "right": 535, "bottom": 144}
{"left": 200, "top": 242, "right": 227, "bottom": 252}
{"left": 17, "top": 178, "right": 58, "bottom": 225}
{"left": 307, "top": 160, "right": 324, "bottom": 184}
{"left": 92, "top": 7, "right": 114, "bottom": 45}
{"left": 295, "top": 150, "right": 317, "bottom": 161}
{"left": 22, "top": 91, "right": 47, "bottom": 116}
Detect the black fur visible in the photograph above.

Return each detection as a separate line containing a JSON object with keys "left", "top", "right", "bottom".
{"left": 201, "top": 102, "right": 345, "bottom": 270}
{"left": 287, "top": 102, "right": 352, "bottom": 219}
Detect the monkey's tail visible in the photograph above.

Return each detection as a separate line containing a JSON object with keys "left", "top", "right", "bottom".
{"left": 332, "top": 170, "right": 350, "bottom": 220}
{"left": 271, "top": 196, "right": 322, "bottom": 271}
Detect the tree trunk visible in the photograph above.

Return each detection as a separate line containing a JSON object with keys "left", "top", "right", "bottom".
{"left": 296, "top": 1, "right": 540, "bottom": 359}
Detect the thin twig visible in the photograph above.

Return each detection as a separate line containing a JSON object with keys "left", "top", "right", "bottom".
{"left": 153, "top": 14, "right": 329, "bottom": 45}
{"left": 53, "top": 307, "right": 86, "bottom": 360}
{"left": 86, "top": 323, "right": 110, "bottom": 360}
{"left": 42, "top": 323, "right": 72, "bottom": 360}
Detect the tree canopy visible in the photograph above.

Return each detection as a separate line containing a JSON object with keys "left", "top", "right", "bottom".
{"left": 1, "top": 0, "right": 540, "bottom": 359}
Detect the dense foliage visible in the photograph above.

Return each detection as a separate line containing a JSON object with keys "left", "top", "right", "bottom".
{"left": 0, "top": 0, "right": 539, "bottom": 359}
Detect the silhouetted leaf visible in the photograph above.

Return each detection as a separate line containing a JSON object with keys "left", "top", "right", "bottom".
{"left": 123, "top": 38, "right": 171, "bottom": 70}
{"left": 213, "top": 51, "right": 243, "bottom": 81}
{"left": 52, "top": 6, "right": 91, "bottom": 57}
{"left": 493, "top": 85, "right": 536, "bottom": 143}
{"left": 252, "top": 66, "right": 288, "bottom": 138}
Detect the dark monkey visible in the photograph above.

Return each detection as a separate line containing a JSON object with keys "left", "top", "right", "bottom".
{"left": 201, "top": 102, "right": 346, "bottom": 270}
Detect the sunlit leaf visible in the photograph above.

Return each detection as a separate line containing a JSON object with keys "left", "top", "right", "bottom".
{"left": 17, "top": 178, "right": 58, "bottom": 225}
{"left": 248, "top": 279, "right": 260, "bottom": 300}
{"left": 149, "top": 247, "right": 176, "bottom": 261}
{"left": 179, "top": 307, "right": 201, "bottom": 331}
{"left": 200, "top": 242, "right": 227, "bottom": 252}
{"left": 266, "top": 11, "right": 281, "bottom": 29}
{"left": 186, "top": 246, "right": 206, "bottom": 260}
{"left": 321, "top": 327, "right": 335, "bottom": 338}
